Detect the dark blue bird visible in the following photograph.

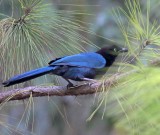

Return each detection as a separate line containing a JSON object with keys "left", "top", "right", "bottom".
{"left": 2, "top": 45, "right": 127, "bottom": 87}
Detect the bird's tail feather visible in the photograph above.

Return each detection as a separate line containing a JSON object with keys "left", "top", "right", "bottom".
{"left": 2, "top": 66, "right": 56, "bottom": 87}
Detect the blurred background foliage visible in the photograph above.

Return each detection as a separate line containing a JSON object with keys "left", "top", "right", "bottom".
{"left": 0, "top": 0, "right": 160, "bottom": 135}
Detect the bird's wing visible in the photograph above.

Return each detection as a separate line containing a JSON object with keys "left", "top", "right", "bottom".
{"left": 49, "top": 52, "right": 106, "bottom": 69}
{"left": 48, "top": 57, "right": 64, "bottom": 65}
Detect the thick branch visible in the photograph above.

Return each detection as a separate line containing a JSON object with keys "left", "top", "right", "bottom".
{"left": 0, "top": 71, "right": 134, "bottom": 104}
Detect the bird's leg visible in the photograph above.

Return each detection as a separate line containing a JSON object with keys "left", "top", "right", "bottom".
{"left": 63, "top": 78, "right": 74, "bottom": 89}
{"left": 80, "top": 78, "right": 97, "bottom": 86}
{"left": 80, "top": 78, "right": 97, "bottom": 82}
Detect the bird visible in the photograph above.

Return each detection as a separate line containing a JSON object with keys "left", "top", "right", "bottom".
{"left": 2, "top": 45, "right": 128, "bottom": 88}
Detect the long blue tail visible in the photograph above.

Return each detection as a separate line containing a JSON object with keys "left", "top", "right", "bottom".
{"left": 2, "top": 66, "right": 56, "bottom": 87}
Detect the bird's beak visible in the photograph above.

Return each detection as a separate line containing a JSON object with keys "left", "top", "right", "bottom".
{"left": 119, "top": 48, "right": 128, "bottom": 52}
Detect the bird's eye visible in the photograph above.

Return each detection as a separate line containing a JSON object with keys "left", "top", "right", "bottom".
{"left": 114, "top": 48, "right": 117, "bottom": 52}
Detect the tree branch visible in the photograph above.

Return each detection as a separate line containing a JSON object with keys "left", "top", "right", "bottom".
{"left": 0, "top": 71, "right": 135, "bottom": 104}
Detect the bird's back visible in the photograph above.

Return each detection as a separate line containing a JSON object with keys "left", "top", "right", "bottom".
{"left": 49, "top": 52, "right": 106, "bottom": 69}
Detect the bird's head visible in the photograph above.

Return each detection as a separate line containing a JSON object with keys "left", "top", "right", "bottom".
{"left": 96, "top": 45, "right": 128, "bottom": 56}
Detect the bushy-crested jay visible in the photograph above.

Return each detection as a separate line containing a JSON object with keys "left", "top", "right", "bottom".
{"left": 2, "top": 45, "right": 128, "bottom": 87}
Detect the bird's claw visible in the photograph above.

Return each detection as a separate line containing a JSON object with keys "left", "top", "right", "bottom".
{"left": 67, "top": 83, "right": 84, "bottom": 89}
{"left": 67, "top": 83, "right": 74, "bottom": 89}
{"left": 67, "top": 83, "right": 80, "bottom": 89}
{"left": 83, "top": 82, "right": 95, "bottom": 87}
